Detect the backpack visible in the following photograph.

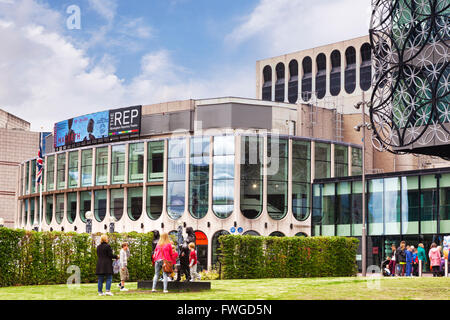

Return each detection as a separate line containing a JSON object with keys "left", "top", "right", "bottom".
{"left": 112, "top": 260, "right": 120, "bottom": 274}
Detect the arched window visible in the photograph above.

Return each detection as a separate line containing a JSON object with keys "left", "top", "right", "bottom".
{"left": 315, "top": 53, "right": 327, "bottom": 99}
{"left": 45, "top": 195, "right": 53, "bottom": 225}
{"left": 213, "top": 136, "right": 235, "bottom": 219}
{"left": 302, "top": 57, "right": 312, "bottom": 101}
{"left": 275, "top": 63, "right": 285, "bottom": 102}
{"left": 269, "top": 231, "right": 285, "bottom": 237}
{"left": 94, "top": 190, "right": 107, "bottom": 222}
{"left": 288, "top": 60, "right": 299, "bottom": 103}
{"left": 267, "top": 138, "right": 288, "bottom": 220}
{"left": 189, "top": 137, "right": 210, "bottom": 219}
{"left": 29, "top": 198, "right": 35, "bottom": 226}
{"left": 195, "top": 230, "right": 208, "bottom": 271}
{"left": 212, "top": 230, "right": 230, "bottom": 266}
{"left": 55, "top": 194, "right": 64, "bottom": 224}
{"left": 330, "top": 50, "right": 341, "bottom": 96}
{"left": 24, "top": 198, "right": 28, "bottom": 226}
{"left": 295, "top": 232, "right": 308, "bottom": 237}
{"left": 360, "top": 43, "right": 372, "bottom": 91}
{"left": 67, "top": 192, "right": 77, "bottom": 224}
{"left": 243, "top": 230, "right": 260, "bottom": 236}
{"left": 111, "top": 188, "right": 124, "bottom": 221}
{"left": 292, "top": 140, "right": 311, "bottom": 221}
{"left": 262, "top": 66, "right": 272, "bottom": 101}
{"left": 128, "top": 187, "right": 143, "bottom": 221}
{"left": 345, "top": 47, "right": 357, "bottom": 94}
{"left": 167, "top": 139, "right": 186, "bottom": 220}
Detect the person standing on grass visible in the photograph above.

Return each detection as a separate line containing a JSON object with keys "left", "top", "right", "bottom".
{"left": 119, "top": 242, "right": 130, "bottom": 292}
{"left": 395, "top": 241, "right": 407, "bottom": 276}
{"left": 418, "top": 243, "right": 427, "bottom": 274}
{"left": 189, "top": 242, "right": 201, "bottom": 282}
{"left": 405, "top": 246, "right": 413, "bottom": 277}
{"left": 96, "top": 234, "right": 119, "bottom": 296}
{"left": 429, "top": 243, "right": 441, "bottom": 277}
{"left": 412, "top": 247, "right": 418, "bottom": 276}
{"left": 152, "top": 232, "right": 178, "bottom": 293}
{"left": 389, "top": 244, "right": 397, "bottom": 276}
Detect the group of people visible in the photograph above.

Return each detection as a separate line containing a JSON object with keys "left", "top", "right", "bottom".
{"left": 95, "top": 232, "right": 201, "bottom": 296}
{"left": 382, "top": 241, "right": 449, "bottom": 277}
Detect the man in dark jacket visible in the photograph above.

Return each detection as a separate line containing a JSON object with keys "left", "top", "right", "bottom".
{"left": 176, "top": 227, "right": 196, "bottom": 282}
{"left": 96, "top": 234, "right": 119, "bottom": 296}
{"left": 395, "top": 241, "right": 407, "bottom": 276}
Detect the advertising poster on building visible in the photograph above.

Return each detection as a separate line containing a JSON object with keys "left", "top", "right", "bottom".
{"left": 54, "top": 111, "right": 109, "bottom": 148}
{"left": 108, "top": 105, "right": 142, "bottom": 137}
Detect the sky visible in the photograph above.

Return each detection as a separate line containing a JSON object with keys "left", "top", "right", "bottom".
{"left": 0, "top": 0, "right": 372, "bottom": 131}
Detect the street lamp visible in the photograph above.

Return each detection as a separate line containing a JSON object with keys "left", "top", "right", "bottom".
{"left": 85, "top": 211, "right": 93, "bottom": 234}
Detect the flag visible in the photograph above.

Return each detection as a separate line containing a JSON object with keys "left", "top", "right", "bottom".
{"left": 37, "top": 146, "right": 43, "bottom": 185}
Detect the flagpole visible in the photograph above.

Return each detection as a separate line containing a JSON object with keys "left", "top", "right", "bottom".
{"left": 39, "top": 131, "right": 43, "bottom": 232}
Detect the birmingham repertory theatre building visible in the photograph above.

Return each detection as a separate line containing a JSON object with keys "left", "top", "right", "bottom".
{"left": 12, "top": 1, "right": 449, "bottom": 271}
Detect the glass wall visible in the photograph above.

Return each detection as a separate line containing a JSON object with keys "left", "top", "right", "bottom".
{"left": 267, "top": 137, "right": 288, "bottom": 220}
{"left": 81, "top": 149, "right": 93, "bottom": 187}
{"left": 95, "top": 147, "right": 108, "bottom": 186}
{"left": 55, "top": 194, "right": 64, "bottom": 224}
{"left": 25, "top": 162, "right": 30, "bottom": 195}
{"left": 401, "top": 176, "right": 419, "bottom": 234}
{"left": 322, "top": 183, "right": 336, "bottom": 236}
{"left": 29, "top": 198, "right": 35, "bottom": 226}
{"left": 46, "top": 155, "right": 55, "bottom": 191}
{"left": 128, "top": 187, "right": 143, "bottom": 221}
{"left": 292, "top": 140, "right": 311, "bottom": 221}
{"left": 314, "top": 143, "right": 331, "bottom": 179}
{"left": 67, "top": 192, "right": 77, "bottom": 223}
{"left": 111, "top": 145, "right": 126, "bottom": 184}
{"left": 167, "top": 139, "right": 186, "bottom": 220}
{"left": 79, "top": 191, "right": 91, "bottom": 222}
{"left": 439, "top": 174, "right": 450, "bottom": 233}
{"left": 111, "top": 188, "right": 124, "bottom": 221}
{"left": 24, "top": 199, "right": 28, "bottom": 226}
{"left": 57, "top": 153, "right": 66, "bottom": 190}
{"left": 31, "top": 160, "right": 36, "bottom": 194}
{"left": 189, "top": 137, "right": 209, "bottom": 219}
{"left": 421, "top": 175, "right": 437, "bottom": 234}
{"left": 68, "top": 151, "right": 79, "bottom": 188}
{"left": 148, "top": 141, "right": 164, "bottom": 181}
{"left": 45, "top": 195, "right": 53, "bottom": 224}
{"left": 334, "top": 145, "right": 348, "bottom": 177}
{"left": 384, "top": 178, "right": 401, "bottom": 235}
{"left": 94, "top": 190, "right": 107, "bottom": 222}
{"left": 336, "top": 182, "right": 351, "bottom": 236}
{"left": 240, "top": 136, "right": 263, "bottom": 219}
{"left": 352, "top": 181, "right": 363, "bottom": 236}
{"left": 129, "top": 143, "right": 144, "bottom": 183}
{"left": 213, "top": 136, "right": 235, "bottom": 219}
{"left": 368, "top": 179, "right": 384, "bottom": 235}
{"left": 147, "top": 185, "right": 163, "bottom": 220}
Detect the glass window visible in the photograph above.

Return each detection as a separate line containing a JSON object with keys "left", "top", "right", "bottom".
{"left": 292, "top": 140, "right": 311, "bottom": 221}
{"left": 111, "top": 189, "right": 124, "bottom": 221}
{"left": 267, "top": 138, "right": 288, "bottom": 220}
{"left": 322, "top": 183, "right": 336, "bottom": 236}
{"left": 111, "top": 145, "right": 126, "bottom": 184}
{"left": 147, "top": 185, "right": 163, "bottom": 220}
{"left": 368, "top": 179, "right": 384, "bottom": 235}
{"left": 212, "top": 230, "right": 230, "bottom": 267}
{"left": 95, "top": 147, "right": 108, "bottom": 186}
{"left": 25, "top": 161, "right": 30, "bottom": 194}
{"left": 275, "top": 63, "right": 285, "bottom": 102}
{"left": 337, "top": 182, "right": 351, "bottom": 236}
{"left": 314, "top": 143, "right": 331, "bottom": 179}
{"left": 31, "top": 160, "right": 36, "bottom": 194}
{"left": 45, "top": 195, "right": 53, "bottom": 225}
{"left": 94, "top": 190, "right": 107, "bottom": 222}
{"left": 330, "top": 50, "right": 341, "bottom": 96}
{"left": 334, "top": 145, "right": 348, "bottom": 178}
{"left": 167, "top": 139, "right": 186, "bottom": 220}
{"left": 269, "top": 231, "right": 285, "bottom": 237}
{"left": 189, "top": 137, "right": 210, "bottom": 219}
{"left": 360, "top": 43, "right": 372, "bottom": 91}
{"left": 129, "top": 143, "right": 144, "bottom": 183}
{"left": 401, "top": 176, "right": 419, "bottom": 234}
{"left": 24, "top": 199, "right": 28, "bottom": 226}
{"left": 68, "top": 151, "right": 79, "bottom": 188}
{"left": 302, "top": 57, "right": 313, "bottom": 101}
{"left": 351, "top": 148, "right": 363, "bottom": 176}
{"left": 312, "top": 184, "right": 323, "bottom": 236}
{"left": 213, "top": 136, "right": 235, "bottom": 219}
{"left": 439, "top": 174, "right": 450, "bottom": 234}
{"left": 240, "top": 136, "right": 263, "bottom": 219}
{"left": 345, "top": 47, "right": 357, "bottom": 94}
{"left": 315, "top": 53, "right": 327, "bottom": 99}
{"left": 148, "top": 141, "right": 164, "bottom": 181}
{"left": 262, "top": 66, "right": 272, "bottom": 101}
{"left": 67, "top": 192, "right": 77, "bottom": 224}
{"left": 29, "top": 198, "right": 35, "bottom": 226}
{"left": 352, "top": 181, "right": 363, "bottom": 236}
{"left": 421, "top": 175, "right": 438, "bottom": 234}
{"left": 57, "top": 153, "right": 66, "bottom": 190}
{"left": 46, "top": 156, "right": 55, "bottom": 191}
{"left": 80, "top": 191, "right": 91, "bottom": 223}
{"left": 384, "top": 178, "right": 401, "bottom": 235}
{"left": 81, "top": 149, "right": 93, "bottom": 187}
{"left": 288, "top": 60, "right": 299, "bottom": 103}
{"left": 55, "top": 194, "right": 64, "bottom": 225}
{"left": 243, "top": 230, "right": 260, "bottom": 236}
{"left": 128, "top": 187, "right": 143, "bottom": 221}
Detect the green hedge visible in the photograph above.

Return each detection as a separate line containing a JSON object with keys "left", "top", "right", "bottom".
{"left": 0, "top": 228, "right": 154, "bottom": 287}
{"left": 219, "top": 235, "right": 359, "bottom": 279}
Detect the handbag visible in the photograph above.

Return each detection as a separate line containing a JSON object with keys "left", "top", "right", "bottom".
{"left": 163, "top": 259, "right": 173, "bottom": 273}
{"left": 112, "top": 260, "right": 120, "bottom": 274}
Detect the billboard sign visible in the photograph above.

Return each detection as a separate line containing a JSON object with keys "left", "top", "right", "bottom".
{"left": 108, "top": 105, "right": 142, "bottom": 137}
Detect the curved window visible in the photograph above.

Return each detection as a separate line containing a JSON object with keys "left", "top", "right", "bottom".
{"left": 129, "top": 143, "right": 144, "bottom": 183}
{"left": 288, "top": 60, "right": 299, "bottom": 103}
{"left": 267, "top": 138, "right": 288, "bottom": 220}
{"left": 31, "top": 160, "right": 36, "bottom": 194}
{"left": 167, "top": 139, "right": 186, "bottom": 220}
{"left": 262, "top": 66, "right": 272, "bottom": 101}
{"left": 189, "top": 137, "right": 210, "bottom": 219}
{"left": 360, "top": 43, "right": 372, "bottom": 91}
{"left": 25, "top": 162, "right": 29, "bottom": 195}
{"left": 147, "top": 185, "right": 163, "bottom": 220}
{"left": 195, "top": 230, "right": 208, "bottom": 270}
{"left": 302, "top": 57, "right": 312, "bottom": 101}
{"left": 67, "top": 192, "right": 77, "bottom": 224}
{"left": 275, "top": 63, "right": 285, "bottom": 102}
{"left": 295, "top": 232, "right": 307, "bottom": 237}
{"left": 269, "top": 231, "right": 285, "bottom": 237}
{"left": 213, "top": 136, "right": 235, "bottom": 219}
{"left": 55, "top": 194, "right": 64, "bottom": 225}
{"left": 345, "top": 47, "right": 357, "bottom": 94}
{"left": 94, "top": 190, "right": 107, "bottom": 222}
{"left": 95, "top": 147, "right": 108, "bottom": 186}
{"left": 240, "top": 136, "right": 263, "bottom": 219}
{"left": 243, "top": 230, "right": 260, "bottom": 236}
{"left": 334, "top": 145, "right": 348, "bottom": 177}
{"left": 29, "top": 198, "right": 35, "bottom": 226}
{"left": 315, "top": 53, "right": 326, "bottom": 99}
{"left": 68, "top": 151, "right": 79, "bottom": 188}
{"left": 79, "top": 191, "right": 91, "bottom": 223}
{"left": 315, "top": 143, "right": 331, "bottom": 179}
{"left": 128, "top": 187, "right": 143, "bottom": 221}
{"left": 111, "top": 145, "right": 126, "bottom": 184}
{"left": 330, "top": 50, "right": 341, "bottom": 96}
{"left": 57, "top": 153, "right": 66, "bottom": 190}
{"left": 81, "top": 149, "right": 93, "bottom": 187}
{"left": 45, "top": 195, "right": 53, "bottom": 225}
{"left": 148, "top": 141, "right": 164, "bottom": 181}
{"left": 46, "top": 156, "right": 55, "bottom": 191}
{"left": 212, "top": 230, "right": 230, "bottom": 267}
{"left": 292, "top": 140, "right": 311, "bottom": 221}
{"left": 111, "top": 188, "right": 124, "bottom": 221}
{"left": 24, "top": 199, "right": 28, "bottom": 226}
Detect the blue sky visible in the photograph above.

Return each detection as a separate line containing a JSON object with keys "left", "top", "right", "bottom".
{"left": 0, "top": 0, "right": 372, "bottom": 130}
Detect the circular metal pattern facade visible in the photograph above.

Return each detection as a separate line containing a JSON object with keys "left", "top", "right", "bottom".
{"left": 370, "top": 0, "right": 449, "bottom": 156}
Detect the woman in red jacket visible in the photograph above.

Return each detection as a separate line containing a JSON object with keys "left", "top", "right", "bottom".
{"left": 152, "top": 232, "right": 178, "bottom": 293}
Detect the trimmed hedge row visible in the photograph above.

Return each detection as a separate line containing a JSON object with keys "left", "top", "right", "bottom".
{"left": 0, "top": 228, "right": 154, "bottom": 287}
{"left": 219, "top": 235, "right": 359, "bottom": 279}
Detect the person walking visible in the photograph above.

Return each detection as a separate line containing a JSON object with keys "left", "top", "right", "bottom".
{"left": 96, "top": 234, "right": 119, "bottom": 296}
{"left": 429, "top": 243, "right": 442, "bottom": 277}
{"left": 395, "top": 241, "right": 407, "bottom": 276}
{"left": 418, "top": 243, "right": 427, "bottom": 274}
{"left": 152, "top": 232, "right": 178, "bottom": 293}
{"left": 119, "top": 242, "right": 130, "bottom": 292}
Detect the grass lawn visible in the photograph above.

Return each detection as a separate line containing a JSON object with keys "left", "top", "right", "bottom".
{"left": 0, "top": 277, "right": 449, "bottom": 300}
